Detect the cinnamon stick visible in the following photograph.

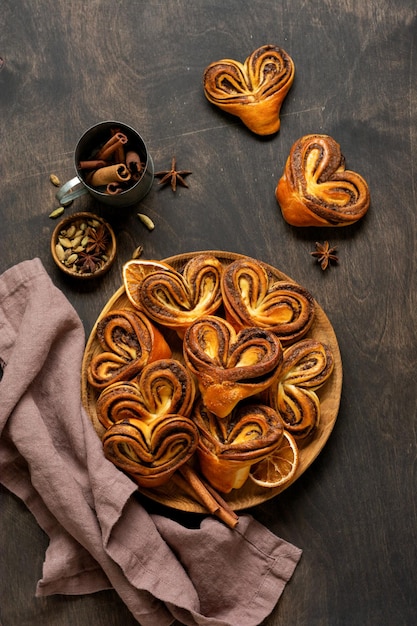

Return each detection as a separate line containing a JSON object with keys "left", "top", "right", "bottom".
{"left": 106, "top": 182, "right": 125, "bottom": 195}
{"left": 96, "top": 132, "right": 128, "bottom": 161}
{"left": 126, "top": 151, "right": 144, "bottom": 180}
{"left": 88, "top": 164, "right": 131, "bottom": 187}
{"left": 78, "top": 159, "right": 108, "bottom": 170}
{"left": 179, "top": 464, "right": 239, "bottom": 528}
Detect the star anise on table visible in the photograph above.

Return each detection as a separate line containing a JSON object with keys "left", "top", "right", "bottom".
{"left": 155, "top": 156, "right": 192, "bottom": 191}
{"left": 310, "top": 241, "right": 339, "bottom": 271}
{"left": 76, "top": 251, "right": 103, "bottom": 274}
{"left": 86, "top": 225, "right": 109, "bottom": 254}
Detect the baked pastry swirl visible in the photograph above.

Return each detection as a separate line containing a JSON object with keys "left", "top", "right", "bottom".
{"left": 268, "top": 339, "right": 334, "bottom": 439}
{"left": 123, "top": 254, "right": 223, "bottom": 337}
{"left": 87, "top": 309, "right": 171, "bottom": 390}
{"left": 221, "top": 258, "right": 315, "bottom": 345}
{"left": 102, "top": 414, "right": 199, "bottom": 488}
{"left": 203, "top": 44, "right": 295, "bottom": 135}
{"left": 276, "top": 134, "right": 370, "bottom": 227}
{"left": 96, "top": 359, "right": 196, "bottom": 430}
{"left": 183, "top": 315, "right": 283, "bottom": 418}
{"left": 192, "top": 400, "right": 285, "bottom": 493}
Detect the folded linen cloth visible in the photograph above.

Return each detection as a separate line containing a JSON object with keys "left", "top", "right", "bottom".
{"left": 0, "top": 258, "right": 302, "bottom": 626}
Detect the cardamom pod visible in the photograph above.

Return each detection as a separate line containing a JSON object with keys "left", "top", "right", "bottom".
{"left": 137, "top": 213, "right": 155, "bottom": 231}
{"left": 59, "top": 237, "right": 73, "bottom": 248}
{"left": 55, "top": 243, "right": 65, "bottom": 262}
{"left": 65, "top": 253, "right": 78, "bottom": 265}
{"left": 132, "top": 245, "right": 143, "bottom": 259}
{"left": 49, "top": 206, "right": 65, "bottom": 219}
{"left": 71, "top": 235, "right": 83, "bottom": 248}
{"left": 49, "top": 174, "right": 61, "bottom": 187}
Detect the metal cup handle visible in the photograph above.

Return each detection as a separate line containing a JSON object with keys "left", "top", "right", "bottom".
{"left": 56, "top": 176, "right": 89, "bottom": 205}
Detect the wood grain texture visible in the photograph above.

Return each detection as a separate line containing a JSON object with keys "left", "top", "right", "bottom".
{"left": 1, "top": 1, "right": 417, "bottom": 625}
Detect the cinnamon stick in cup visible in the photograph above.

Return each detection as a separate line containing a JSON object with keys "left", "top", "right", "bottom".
{"left": 96, "top": 132, "right": 128, "bottom": 161}
{"left": 89, "top": 164, "right": 131, "bottom": 187}
{"left": 56, "top": 120, "right": 154, "bottom": 208}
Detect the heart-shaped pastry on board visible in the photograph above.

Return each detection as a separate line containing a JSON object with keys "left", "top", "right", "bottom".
{"left": 192, "top": 400, "right": 285, "bottom": 493}
{"left": 221, "top": 257, "right": 315, "bottom": 345}
{"left": 268, "top": 339, "right": 335, "bottom": 439}
{"left": 102, "top": 413, "right": 199, "bottom": 488}
{"left": 123, "top": 254, "right": 223, "bottom": 337}
{"left": 203, "top": 44, "right": 295, "bottom": 135}
{"left": 276, "top": 134, "right": 370, "bottom": 226}
{"left": 87, "top": 309, "right": 171, "bottom": 390}
{"left": 96, "top": 359, "right": 196, "bottom": 430}
{"left": 183, "top": 315, "right": 283, "bottom": 418}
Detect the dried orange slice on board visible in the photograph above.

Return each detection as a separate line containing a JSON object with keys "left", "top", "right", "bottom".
{"left": 249, "top": 431, "right": 299, "bottom": 488}
{"left": 123, "top": 259, "right": 172, "bottom": 308}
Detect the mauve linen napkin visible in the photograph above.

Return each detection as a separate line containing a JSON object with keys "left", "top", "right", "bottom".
{"left": 0, "top": 258, "right": 302, "bottom": 626}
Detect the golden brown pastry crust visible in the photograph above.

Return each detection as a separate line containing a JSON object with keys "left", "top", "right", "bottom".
{"left": 221, "top": 258, "right": 315, "bottom": 345}
{"left": 268, "top": 339, "right": 334, "bottom": 439}
{"left": 123, "top": 254, "right": 223, "bottom": 337}
{"left": 96, "top": 358, "right": 196, "bottom": 430}
{"left": 102, "top": 414, "right": 199, "bottom": 488}
{"left": 203, "top": 44, "right": 295, "bottom": 135}
{"left": 193, "top": 400, "right": 284, "bottom": 493}
{"left": 87, "top": 309, "right": 171, "bottom": 390}
{"left": 276, "top": 134, "right": 370, "bottom": 226}
{"left": 183, "top": 315, "right": 283, "bottom": 418}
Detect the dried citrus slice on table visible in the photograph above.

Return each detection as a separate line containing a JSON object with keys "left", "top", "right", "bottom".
{"left": 249, "top": 431, "right": 299, "bottom": 488}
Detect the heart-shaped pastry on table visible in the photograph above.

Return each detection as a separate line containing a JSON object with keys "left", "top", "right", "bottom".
{"left": 183, "top": 315, "right": 283, "bottom": 418}
{"left": 275, "top": 134, "right": 370, "bottom": 226}
{"left": 268, "top": 338, "right": 335, "bottom": 440}
{"left": 87, "top": 309, "right": 171, "bottom": 390}
{"left": 203, "top": 44, "right": 295, "bottom": 135}
{"left": 96, "top": 358, "right": 196, "bottom": 430}
{"left": 221, "top": 257, "right": 315, "bottom": 345}
{"left": 123, "top": 254, "right": 223, "bottom": 337}
{"left": 192, "top": 400, "right": 285, "bottom": 493}
{"left": 102, "top": 413, "right": 199, "bottom": 488}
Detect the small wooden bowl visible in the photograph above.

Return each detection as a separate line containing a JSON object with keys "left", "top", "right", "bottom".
{"left": 51, "top": 212, "right": 117, "bottom": 279}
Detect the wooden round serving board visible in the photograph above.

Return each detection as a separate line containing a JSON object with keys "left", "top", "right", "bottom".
{"left": 81, "top": 251, "right": 343, "bottom": 513}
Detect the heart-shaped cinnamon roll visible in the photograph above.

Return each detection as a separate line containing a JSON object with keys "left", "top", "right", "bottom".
{"left": 203, "top": 44, "right": 295, "bottom": 135}
{"left": 276, "top": 134, "right": 370, "bottom": 226}
{"left": 102, "top": 414, "right": 199, "bottom": 488}
{"left": 221, "top": 258, "right": 315, "bottom": 345}
{"left": 123, "top": 254, "right": 223, "bottom": 337}
{"left": 96, "top": 359, "right": 196, "bottom": 430}
{"left": 268, "top": 339, "right": 334, "bottom": 439}
{"left": 183, "top": 315, "right": 283, "bottom": 418}
{"left": 193, "top": 400, "right": 284, "bottom": 493}
{"left": 87, "top": 309, "right": 171, "bottom": 390}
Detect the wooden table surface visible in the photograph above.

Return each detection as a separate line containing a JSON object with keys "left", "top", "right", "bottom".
{"left": 1, "top": 1, "right": 416, "bottom": 625}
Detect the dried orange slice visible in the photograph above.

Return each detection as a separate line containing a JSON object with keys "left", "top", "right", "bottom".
{"left": 249, "top": 430, "right": 299, "bottom": 488}
{"left": 123, "top": 259, "right": 172, "bottom": 308}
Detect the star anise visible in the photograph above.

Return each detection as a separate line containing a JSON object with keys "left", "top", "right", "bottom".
{"left": 76, "top": 251, "right": 103, "bottom": 274}
{"left": 155, "top": 156, "right": 192, "bottom": 191}
{"left": 310, "top": 241, "right": 338, "bottom": 271}
{"left": 86, "top": 225, "right": 109, "bottom": 254}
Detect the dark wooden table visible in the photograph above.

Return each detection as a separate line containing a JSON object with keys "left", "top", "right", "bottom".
{"left": 1, "top": 1, "right": 416, "bottom": 625}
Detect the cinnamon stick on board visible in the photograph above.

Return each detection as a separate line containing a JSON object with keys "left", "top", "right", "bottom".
{"left": 178, "top": 464, "right": 239, "bottom": 528}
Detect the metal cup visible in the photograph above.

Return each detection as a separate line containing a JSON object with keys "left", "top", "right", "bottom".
{"left": 56, "top": 120, "right": 154, "bottom": 208}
